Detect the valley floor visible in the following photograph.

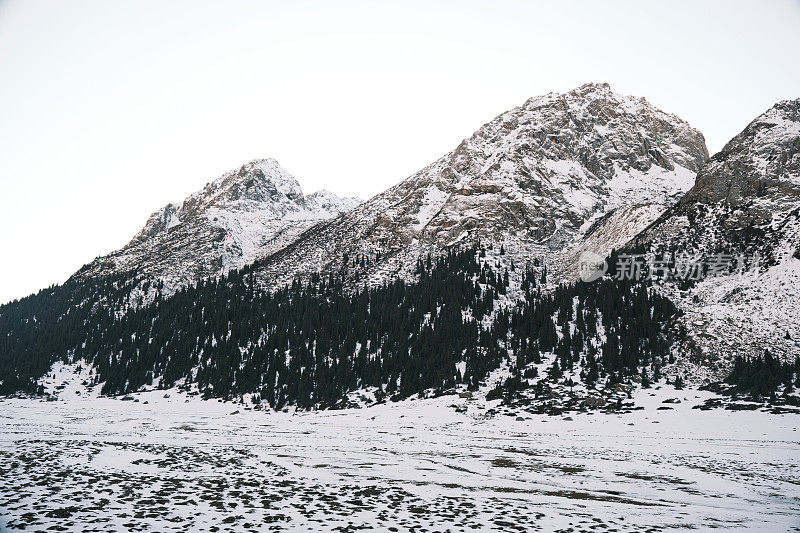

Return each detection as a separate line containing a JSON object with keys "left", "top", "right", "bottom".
{"left": 1, "top": 380, "right": 799, "bottom": 532}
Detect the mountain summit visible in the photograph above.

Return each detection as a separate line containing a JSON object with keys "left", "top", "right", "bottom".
{"left": 253, "top": 83, "right": 708, "bottom": 288}
{"left": 75, "top": 158, "right": 360, "bottom": 292}
{"left": 681, "top": 99, "right": 800, "bottom": 213}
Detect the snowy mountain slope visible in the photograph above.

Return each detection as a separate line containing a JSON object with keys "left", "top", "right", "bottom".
{"left": 631, "top": 99, "right": 800, "bottom": 373}
{"left": 73, "top": 159, "right": 361, "bottom": 294}
{"left": 253, "top": 83, "right": 708, "bottom": 289}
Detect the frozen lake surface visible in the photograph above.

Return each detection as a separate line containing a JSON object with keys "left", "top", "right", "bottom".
{"left": 1, "top": 378, "right": 799, "bottom": 532}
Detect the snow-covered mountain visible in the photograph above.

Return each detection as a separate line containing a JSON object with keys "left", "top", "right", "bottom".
{"left": 73, "top": 159, "right": 361, "bottom": 293}
{"left": 254, "top": 83, "right": 708, "bottom": 288}
{"left": 632, "top": 99, "right": 800, "bottom": 375}
{"left": 5, "top": 85, "right": 800, "bottom": 411}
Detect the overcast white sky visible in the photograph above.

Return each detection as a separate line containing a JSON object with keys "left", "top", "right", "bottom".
{"left": 1, "top": 0, "right": 799, "bottom": 304}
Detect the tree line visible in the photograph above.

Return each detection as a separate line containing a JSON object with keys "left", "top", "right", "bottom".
{"left": 3, "top": 244, "right": 779, "bottom": 406}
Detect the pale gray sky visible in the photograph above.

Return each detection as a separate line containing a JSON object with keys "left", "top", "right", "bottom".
{"left": 1, "top": 0, "right": 799, "bottom": 304}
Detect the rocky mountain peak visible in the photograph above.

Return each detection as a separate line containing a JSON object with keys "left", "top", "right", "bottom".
{"left": 516, "top": 82, "right": 708, "bottom": 174}
{"left": 397, "top": 82, "right": 709, "bottom": 241}
{"left": 74, "top": 158, "right": 360, "bottom": 295}
{"left": 306, "top": 189, "right": 362, "bottom": 214}
{"left": 215, "top": 158, "right": 304, "bottom": 203}
{"left": 175, "top": 158, "right": 305, "bottom": 217}
{"left": 682, "top": 98, "right": 800, "bottom": 210}
{"left": 252, "top": 84, "right": 709, "bottom": 289}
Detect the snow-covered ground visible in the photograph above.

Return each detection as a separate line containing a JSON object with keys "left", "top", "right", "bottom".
{"left": 1, "top": 366, "right": 798, "bottom": 532}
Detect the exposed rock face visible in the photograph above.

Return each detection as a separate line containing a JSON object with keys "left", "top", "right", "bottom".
{"left": 73, "top": 159, "right": 360, "bottom": 292}
{"left": 632, "top": 99, "right": 800, "bottom": 373}
{"left": 254, "top": 83, "right": 708, "bottom": 288}
{"left": 637, "top": 99, "right": 800, "bottom": 260}
{"left": 683, "top": 99, "right": 800, "bottom": 210}
{"left": 553, "top": 203, "right": 667, "bottom": 282}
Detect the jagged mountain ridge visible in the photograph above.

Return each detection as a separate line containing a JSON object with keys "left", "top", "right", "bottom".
{"left": 253, "top": 83, "right": 708, "bottom": 289}
{"left": 73, "top": 159, "right": 361, "bottom": 293}
{"left": 631, "top": 99, "right": 800, "bottom": 375}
